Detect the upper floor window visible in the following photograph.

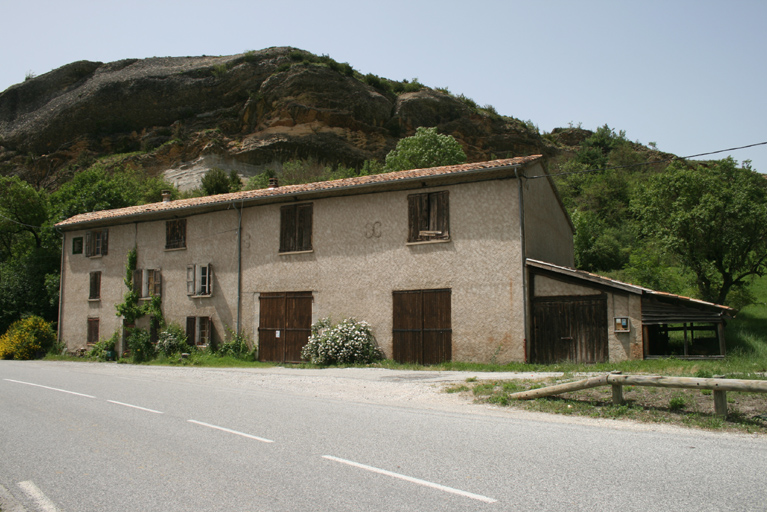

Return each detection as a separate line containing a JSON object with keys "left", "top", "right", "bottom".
{"left": 280, "top": 204, "right": 313, "bottom": 253}
{"left": 407, "top": 191, "right": 449, "bottom": 243}
{"left": 89, "top": 271, "right": 101, "bottom": 300}
{"left": 85, "top": 229, "right": 108, "bottom": 257}
{"left": 187, "top": 264, "right": 213, "bottom": 297}
{"left": 133, "top": 269, "right": 162, "bottom": 298}
{"left": 72, "top": 237, "right": 83, "bottom": 255}
{"left": 166, "top": 219, "right": 186, "bottom": 250}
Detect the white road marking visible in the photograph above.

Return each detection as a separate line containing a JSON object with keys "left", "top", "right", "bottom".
{"left": 107, "top": 400, "right": 163, "bottom": 414}
{"left": 18, "top": 481, "right": 60, "bottom": 512}
{"left": 4, "top": 379, "right": 95, "bottom": 398}
{"left": 322, "top": 455, "right": 498, "bottom": 504}
{"left": 187, "top": 420, "right": 274, "bottom": 443}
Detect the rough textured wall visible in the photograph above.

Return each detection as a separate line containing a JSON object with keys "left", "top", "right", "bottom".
{"left": 522, "top": 162, "right": 574, "bottom": 267}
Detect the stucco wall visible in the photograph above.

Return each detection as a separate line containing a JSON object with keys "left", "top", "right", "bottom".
{"left": 522, "top": 163, "right": 575, "bottom": 267}
{"left": 60, "top": 178, "right": 542, "bottom": 363}
{"left": 533, "top": 274, "right": 643, "bottom": 361}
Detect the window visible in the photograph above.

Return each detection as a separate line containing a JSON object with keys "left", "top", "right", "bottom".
{"left": 280, "top": 203, "right": 313, "bottom": 253}
{"left": 186, "top": 264, "right": 213, "bottom": 296}
{"left": 186, "top": 316, "right": 212, "bottom": 346}
{"left": 89, "top": 271, "right": 101, "bottom": 300}
{"left": 87, "top": 318, "right": 100, "bottom": 344}
{"left": 407, "top": 191, "right": 449, "bottom": 242}
{"left": 133, "top": 269, "right": 162, "bottom": 298}
{"left": 166, "top": 219, "right": 186, "bottom": 249}
{"left": 72, "top": 237, "right": 83, "bottom": 255}
{"left": 85, "top": 229, "right": 109, "bottom": 257}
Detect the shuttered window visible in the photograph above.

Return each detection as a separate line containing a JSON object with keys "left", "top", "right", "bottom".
{"left": 186, "top": 264, "right": 213, "bottom": 296}
{"left": 87, "top": 318, "right": 100, "bottom": 344}
{"left": 85, "top": 229, "right": 109, "bottom": 257}
{"left": 166, "top": 219, "right": 186, "bottom": 249}
{"left": 132, "top": 269, "right": 162, "bottom": 297}
{"left": 280, "top": 203, "right": 313, "bottom": 253}
{"left": 186, "top": 316, "right": 212, "bottom": 346}
{"left": 407, "top": 191, "right": 449, "bottom": 242}
{"left": 89, "top": 271, "right": 101, "bottom": 300}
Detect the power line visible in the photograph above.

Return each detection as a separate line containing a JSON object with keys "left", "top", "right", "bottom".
{"left": 527, "top": 140, "right": 767, "bottom": 179}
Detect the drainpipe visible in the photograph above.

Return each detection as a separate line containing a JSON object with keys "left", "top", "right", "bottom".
{"left": 236, "top": 201, "right": 243, "bottom": 334}
{"left": 515, "top": 168, "right": 528, "bottom": 362}
{"left": 57, "top": 229, "right": 66, "bottom": 351}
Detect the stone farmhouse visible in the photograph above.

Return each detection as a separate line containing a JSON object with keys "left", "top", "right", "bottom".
{"left": 55, "top": 156, "right": 732, "bottom": 364}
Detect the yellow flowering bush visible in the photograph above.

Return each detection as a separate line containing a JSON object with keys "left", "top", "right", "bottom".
{"left": 0, "top": 316, "right": 57, "bottom": 360}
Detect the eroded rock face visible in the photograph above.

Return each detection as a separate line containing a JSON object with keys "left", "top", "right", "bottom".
{"left": 0, "top": 47, "right": 556, "bottom": 183}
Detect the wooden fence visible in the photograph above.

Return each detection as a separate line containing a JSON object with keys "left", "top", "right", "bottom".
{"left": 508, "top": 373, "right": 767, "bottom": 417}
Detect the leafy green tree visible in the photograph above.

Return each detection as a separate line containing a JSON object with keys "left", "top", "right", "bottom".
{"left": 632, "top": 158, "right": 767, "bottom": 305}
{"left": 385, "top": 127, "right": 467, "bottom": 172}
{"left": 201, "top": 168, "right": 241, "bottom": 195}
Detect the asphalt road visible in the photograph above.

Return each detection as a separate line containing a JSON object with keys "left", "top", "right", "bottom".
{"left": 1, "top": 361, "right": 766, "bottom": 512}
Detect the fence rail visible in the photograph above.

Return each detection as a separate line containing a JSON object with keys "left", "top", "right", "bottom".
{"left": 508, "top": 374, "right": 767, "bottom": 417}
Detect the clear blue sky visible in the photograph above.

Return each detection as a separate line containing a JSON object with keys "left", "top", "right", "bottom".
{"left": 2, "top": 0, "right": 765, "bottom": 172}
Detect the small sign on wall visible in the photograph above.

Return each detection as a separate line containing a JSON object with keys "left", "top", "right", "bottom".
{"left": 276, "top": 330, "right": 281, "bottom": 338}
{"left": 614, "top": 317, "right": 630, "bottom": 333}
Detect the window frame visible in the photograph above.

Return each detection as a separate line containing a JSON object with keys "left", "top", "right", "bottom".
{"left": 407, "top": 191, "right": 450, "bottom": 243}
{"left": 133, "top": 269, "right": 162, "bottom": 298}
{"left": 89, "top": 271, "right": 101, "bottom": 300}
{"left": 279, "top": 203, "right": 313, "bottom": 253}
{"left": 186, "top": 316, "right": 212, "bottom": 346}
{"left": 186, "top": 264, "right": 213, "bottom": 297}
{"left": 85, "top": 229, "right": 109, "bottom": 257}
{"left": 87, "top": 318, "right": 100, "bottom": 345}
{"left": 165, "top": 219, "right": 187, "bottom": 250}
{"left": 72, "top": 237, "right": 83, "bottom": 255}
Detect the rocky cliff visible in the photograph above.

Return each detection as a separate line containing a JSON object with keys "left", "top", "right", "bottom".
{"left": 0, "top": 47, "right": 560, "bottom": 189}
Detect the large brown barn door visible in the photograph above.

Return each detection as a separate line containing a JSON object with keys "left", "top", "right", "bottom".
{"left": 531, "top": 294, "right": 608, "bottom": 363}
{"left": 258, "top": 291, "right": 313, "bottom": 362}
{"left": 393, "top": 289, "right": 451, "bottom": 364}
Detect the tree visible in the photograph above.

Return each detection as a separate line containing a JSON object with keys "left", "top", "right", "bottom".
{"left": 201, "top": 168, "right": 241, "bottom": 195}
{"left": 632, "top": 158, "right": 767, "bottom": 305}
{"left": 384, "top": 126, "right": 466, "bottom": 172}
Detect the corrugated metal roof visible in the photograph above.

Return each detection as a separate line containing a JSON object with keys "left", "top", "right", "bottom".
{"left": 55, "top": 156, "right": 542, "bottom": 229}
{"left": 526, "top": 258, "right": 734, "bottom": 314}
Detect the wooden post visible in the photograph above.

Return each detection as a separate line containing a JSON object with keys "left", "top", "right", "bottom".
{"left": 683, "top": 323, "right": 689, "bottom": 357}
{"left": 713, "top": 390, "right": 728, "bottom": 417}
{"left": 612, "top": 384, "right": 624, "bottom": 405}
{"left": 717, "top": 322, "right": 727, "bottom": 356}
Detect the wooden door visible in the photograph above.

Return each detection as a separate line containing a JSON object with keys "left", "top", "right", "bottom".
{"left": 531, "top": 294, "right": 608, "bottom": 364}
{"left": 258, "top": 292, "right": 312, "bottom": 362}
{"left": 393, "top": 289, "right": 451, "bottom": 364}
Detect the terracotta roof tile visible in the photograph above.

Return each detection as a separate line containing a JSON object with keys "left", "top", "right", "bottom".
{"left": 55, "top": 156, "right": 542, "bottom": 228}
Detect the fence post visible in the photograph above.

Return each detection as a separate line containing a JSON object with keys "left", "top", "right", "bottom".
{"left": 713, "top": 390, "right": 728, "bottom": 417}
{"left": 612, "top": 384, "right": 624, "bottom": 405}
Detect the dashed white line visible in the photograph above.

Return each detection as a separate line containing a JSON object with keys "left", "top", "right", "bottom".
{"left": 107, "top": 400, "right": 163, "bottom": 414}
{"left": 187, "top": 420, "right": 274, "bottom": 443}
{"left": 18, "top": 481, "right": 60, "bottom": 512}
{"left": 4, "top": 379, "right": 95, "bottom": 398}
{"left": 322, "top": 455, "right": 498, "bottom": 504}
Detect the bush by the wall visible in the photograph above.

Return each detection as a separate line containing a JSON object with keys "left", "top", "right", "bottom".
{"left": 301, "top": 318, "right": 383, "bottom": 365}
{"left": 127, "top": 328, "right": 155, "bottom": 363}
{"left": 87, "top": 331, "right": 118, "bottom": 361}
{"left": 0, "top": 315, "right": 57, "bottom": 360}
{"left": 157, "top": 323, "right": 189, "bottom": 357}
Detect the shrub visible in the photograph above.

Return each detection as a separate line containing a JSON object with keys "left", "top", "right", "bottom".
{"left": 669, "top": 395, "right": 687, "bottom": 411}
{"left": 385, "top": 126, "right": 467, "bottom": 172}
{"left": 0, "top": 316, "right": 56, "bottom": 360}
{"left": 87, "top": 332, "right": 118, "bottom": 361}
{"left": 157, "top": 323, "right": 189, "bottom": 357}
{"left": 127, "top": 328, "right": 155, "bottom": 363}
{"left": 218, "top": 328, "right": 252, "bottom": 359}
{"left": 301, "top": 318, "right": 384, "bottom": 365}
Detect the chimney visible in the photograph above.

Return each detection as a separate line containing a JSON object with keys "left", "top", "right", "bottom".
{"left": 161, "top": 190, "right": 172, "bottom": 202}
{"left": 268, "top": 177, "right": 279, "bottom": 189}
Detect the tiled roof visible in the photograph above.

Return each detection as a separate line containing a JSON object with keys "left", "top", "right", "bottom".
{"left": 55, "top": 156, "right": 542, "bottom": 228}
{"left": 526, "top": 258, "right": 734, "bottom": 313}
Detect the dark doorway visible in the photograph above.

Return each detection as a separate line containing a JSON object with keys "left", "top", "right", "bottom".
{"left": 531, "top": 294, "right": 608, "bottom": 363}
{"left": 393, "top": 289, "right": 452, "bottom": 364}
{"left": 258, "top": 291, "right": 313, "bottom": 362}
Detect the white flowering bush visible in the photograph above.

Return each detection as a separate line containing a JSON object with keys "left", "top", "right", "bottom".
{"left": 301, "top": 318, "right": 384, "bottom": 365}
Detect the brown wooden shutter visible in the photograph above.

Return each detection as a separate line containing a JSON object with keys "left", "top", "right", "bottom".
{"left": 133, "top": 269, "right": 143, "bottom": 296}
{"left": 280, "top": 205, "right": 296, "bottom": 252}
{"left": 186, "top": 317, "right": 196, "bottom": 345}
{"left": 85, "top": 232, "right": 93, "bottom": 257}
{"left": 206, "top": 264, "right": 213, "bottom": 295}
{"left": 434, "top": 191, "right": 449, "bottom": 240}
{"left": 87, "top": 318, "right": 100, "bottom": 344}
{"left": 153, "top": 270, "right": 162, "bottom": 296}
{"left": 89, "top": 272, "right": 101, "bottom": 299}
{"left": 186, "top": 265, "right": 195, "bottom": 295}
{"left": 407, "top": 194, "right": 425, "bottom": 242}
{"left": 101, "top": 229, "right": 108, "bottom": 255}
{"left": 296, "top": 204, "right": 312, "bottom": 251}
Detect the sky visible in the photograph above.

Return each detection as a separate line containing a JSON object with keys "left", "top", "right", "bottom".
{"left": 2, "top": 0, "right": 765, "bottom": 172}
